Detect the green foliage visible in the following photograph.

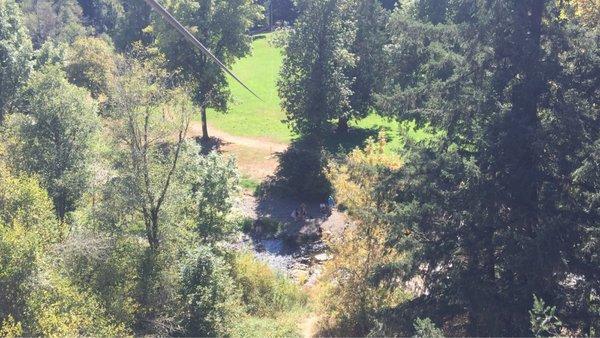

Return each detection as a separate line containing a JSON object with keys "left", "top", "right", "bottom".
{"left": 375, "top": 0, "right": 600, "bottom": 335}
{"left": 113, "top": 0, "right": 153, "bottom": 49}
{"left": 66, "top": 36, "right": 117, "bottom": 99}
{"left": 6, "top": 66, "right": 98, "bottom": 221}
{"left": 0, "top": 163, "right": 58, "bottom": 331}
{"left": 413, "top": 317, "right": 444, "bottom": 338}
{"left": 0, "top": 164, "right": 60, "bottom": 239}
{"left": 230, "top": 310, "right": 304, "bottom": 338}
{"left": 24, "top": 269, "right": 128, "bottom": 336}
{"left": 0, "top": 162, "right": 123, "bottom": 336}
{"left": 0, "top": 0, "right": 32, "bottom": 123}
{"left": 529, "top": 295, "right": 563, "bottom": 337}
{"left": 232, "top": 252, "right": 307, "bottom": 317}
{"left": 180, "top": 246, "right": 242, "bottom": 337}
{"left": 77, "top": 0, "right": 124, "bottom": 34}
{"left": 106, "top": 55, "right": 196, "bottom": 250}
{"left": 0, "top": 315, "right": 23, "bottom": 337}
{"left": 190, "top": 151, "right": 241, "bottom": 241}
{"left": 319, "top": 134, "right": 408, "bottom": 336}
{"left": 59, "top": 232, "right": 144, "bottom": 330}
{"left": 152, "top": 0, "right": 261, "bottom": 111}
{"left": 278, "top": 0, "right": 356, "bottom": 137}
{"left": 349, "top": 0, "right": 389, "bottom": 120}
{"left": 20, "top": 0, "right": 90, "bottom": 48}
{"left": 33, "top": 41, "right": 68, "bottom": 69}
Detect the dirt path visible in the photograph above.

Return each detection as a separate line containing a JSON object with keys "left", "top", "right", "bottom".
{"left": 300, "top": 313, "right": 320, "bottom": 338}
{"left": 187, "top": 121, "right": 287, "bottom": 153}
{"left": 187, "top": 121, "right": 287, "bottom": 180}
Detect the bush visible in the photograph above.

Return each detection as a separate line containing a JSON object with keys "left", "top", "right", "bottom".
{"left": 232, "top": 252, "right": 307, "bottom": 317}
{"left": 413, "top": 317, "right": 444, "bottom": 338}
{"left": 180, "top": 246, "right": 242, "bottom": 337}
{"left": 273, "top": 141, "right": 331, "bottom": 200}
{"left": 231, "top": 311, "right": 303, "bottom": 338}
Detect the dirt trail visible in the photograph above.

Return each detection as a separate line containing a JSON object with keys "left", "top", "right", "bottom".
{"left": 187, "top": 121, "right": 288, "bottom": 153}
{"left": 300, "top": 313, "right": 320, "bottom": 338}
{"left": 187, "top": 121, "right": 287, "bottom": 180}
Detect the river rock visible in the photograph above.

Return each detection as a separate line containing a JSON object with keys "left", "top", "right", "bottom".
{"left": 313, "top": 253, "right": 332, "bottom": 262}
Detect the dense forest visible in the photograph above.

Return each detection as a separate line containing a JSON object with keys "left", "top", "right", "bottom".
{"left": 0, "top": 0, "right": 599, "bottom": 336}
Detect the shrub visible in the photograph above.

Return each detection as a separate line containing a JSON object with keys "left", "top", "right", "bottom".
{"left": 413, "top": 317, "right": 444, "bottom": 338}
{"left": 180, "top": 246, "right": 242, "bottom": 337}
{"left": 231, "top": 311, "right": 303, "bottom": 338}
{"left": 232, "top": 252, "right": 307, "bottom": 317}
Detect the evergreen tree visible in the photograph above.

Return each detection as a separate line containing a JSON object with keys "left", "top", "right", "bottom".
{"left": 346, "top": 0, "right": 389, "bottom": 132}
{"left": 76, "top": 0, "right": 123, "bottom": 34}
{"left": 278, "top": 0, "right": 356, "bottom": 138}
{"left": 0, "top": 0, "right": 32, "bottom": 123}
{"left": 375, "top": 0, "right": 600, "bottom": 334}
{"left": 114, "top": 0, "right": 153, "bottom": 50}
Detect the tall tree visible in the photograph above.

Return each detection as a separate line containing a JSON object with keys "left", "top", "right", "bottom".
{"left": 375, "top": 0, "right": 600, "bottom": 335}
{"left": 108, "top": 56, "right": 194, "bottom": 252}
{"left": 20, "top": 0, "right": 90, "bottom": 48}
{"left": 65, "top": 36, "right": 117, "bottom": 100}
{"left": 152, "top": 0, "right": 261, "bottom": 140}
{"left": 114, "top": 0, "right": 153, "bottom": 50}
{"left": 5, "top": 66, "right": 99, "bottom": 222}
{"left": 76, "top": 0, "right": 123, "bottom": 34}
{"left": 0, "top": 0, "right": 32, "bottom": 124}
{"left": 278, "top": 0, "right": 356, "bottom": 138}
{"left": 345, "top": 0, "right": 389, "bottom": 132}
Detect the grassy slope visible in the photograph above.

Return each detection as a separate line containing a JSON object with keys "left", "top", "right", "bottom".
{"left": 209, "top": 32, "right": 427, "bottom": 150}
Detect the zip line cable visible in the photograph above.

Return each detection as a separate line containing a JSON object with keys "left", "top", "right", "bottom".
{"left": 143, "top": 0, "right": 263, "bottom": 102}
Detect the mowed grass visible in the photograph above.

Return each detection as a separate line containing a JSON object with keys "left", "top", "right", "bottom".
{"left": 207, "top": 32, "right": 430, "bottom": 150}
{"left": 208, "top": 33, "right": 293, "bottom": 143}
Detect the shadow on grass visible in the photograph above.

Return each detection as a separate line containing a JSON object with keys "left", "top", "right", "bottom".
{"left": 321, "top": 126, "right": 381, "bottom": 155}
{"left": 196, "top": 136, "right": 228, "bottom": 155}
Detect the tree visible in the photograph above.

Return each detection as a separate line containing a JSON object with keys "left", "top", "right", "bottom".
{"left": 180, "top": 246, "right": 242, "bottom": 336}
{"left": 65, "top": 36, "right": 117, "bottom": 100}
{"left": 376, "top": 0, "right": 600, "bottom": 335}
{"left": 319, "top": 134, "right": 408, "bottom": 336}
{"left": 278, "top": 0, "right": 356, "bottom": 138}
{"left": 413, "top": 318, "right": 444, "bottom": 338}
{"left": 0, "top": 0, "right": 32, "bottom": 124}
{"left": 20, "top": 0, "right": 90, "bottom": 48}
{"left": 114, "top": 0, "right": 153, "bottom": 50}
{"left": 108, "top": 56, "right": 194, "bottom": 252}
{"left": 529, "top": 295, "right": 563, "bottom": 337}
{"left": 189, "top": 152, "right": 240, "bottom": 242}
{"left": 346, "top": 0, "right": 389, "bottom": 132}
{"left": 152, "top": 0, "right": 261, "bottom": 140}
{"left": 76, "top": 0, "right": 124, "bottom": 34}
{"left": 5, "top": 66, "right": 98, "bottom": 222}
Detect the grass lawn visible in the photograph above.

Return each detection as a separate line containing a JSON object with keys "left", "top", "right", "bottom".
{"left": 207, "top": 33, "right": 294, "bottom": 143}
{"left": 206, "top": 32, "right": 430, "bottom": 151}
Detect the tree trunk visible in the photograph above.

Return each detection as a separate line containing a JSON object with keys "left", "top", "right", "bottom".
{"left": 201, "top": 105, "right": 209, "bottom": 140}
{"left": 337, "top": 115, "right": 349, "bottom": 134}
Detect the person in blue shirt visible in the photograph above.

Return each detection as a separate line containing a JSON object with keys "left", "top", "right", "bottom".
{"left": 327, "top": 195, "right": 335, "bottom": 209}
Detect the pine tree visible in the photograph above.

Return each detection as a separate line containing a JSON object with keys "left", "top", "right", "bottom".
{"left": 278, "top": 0, "right": 356, "bottom": 139}
{"left": 376, "top": 0, "right": 600, "bottom": 334}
